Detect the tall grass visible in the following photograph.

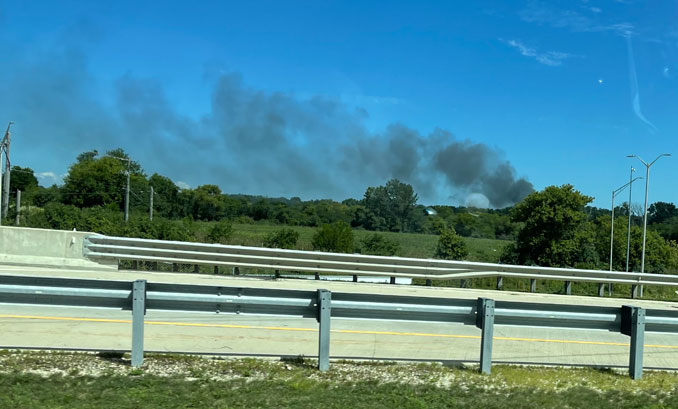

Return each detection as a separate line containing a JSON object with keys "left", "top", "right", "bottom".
{"left": 202, "top": 222, "right": 510, "bottom": 263}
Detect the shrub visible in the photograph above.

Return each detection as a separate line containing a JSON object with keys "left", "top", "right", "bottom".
{"left": 263, "top": 228, "right": 300, "bottom": 249}
{"left": 81, "top": 207, "right": 124, "bottom": 236}
{"left": 360, "top": 233, "right": 400, "bottom": 256}
{"left": 154, "top": 218, "right": 193, "bottom": 241}
{"left": 435, "top": 227, "right": 468, "bottom": 260}
{"left": 206, "top": 220, "right": 233, "bottom": 244}
{"left": 312, "top": 221, "right": 354, "bottom": 253}
{"left": 39, "top": 202, "right": 82, "bottom": 231}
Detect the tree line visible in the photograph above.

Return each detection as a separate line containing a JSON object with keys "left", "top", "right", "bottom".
{"left": 4, "top": 148, "right": 678, "bottom": 272}
{"left": 7, "top": 149, "right": 514, "bottom": 239}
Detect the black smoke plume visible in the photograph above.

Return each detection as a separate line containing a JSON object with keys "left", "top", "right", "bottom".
{"left": 0, "top": 29, "right": 533, "bottom": 207}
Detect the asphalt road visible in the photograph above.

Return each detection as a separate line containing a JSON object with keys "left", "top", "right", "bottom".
{"left": 2, "top": 265, "right": 678, "bottom": 369}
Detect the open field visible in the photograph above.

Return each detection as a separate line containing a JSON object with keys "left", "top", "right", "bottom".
{"left": 210, "top": 222, "right": 511, "bottom": 262}
{"left": 141, "top": 222, "right": 678, "bottom": 301}
{"left": 2, "top": 351, "right": 678, "bottom": 409}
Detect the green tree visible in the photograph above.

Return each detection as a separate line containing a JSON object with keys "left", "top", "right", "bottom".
{"left": 76, "top": 150, "right": 99, "bottom": 163}
{"left": 504, "top": 184, "right": 597, "bottom": 267}
{"left": 188, "top": 185, "right": 227, "bottom": 221}
{"left": 360, "top": 233, "right": 401, "bottom": 256}
{"left": 608, "top": 222, "right": 678, "bottom": 274}
{"left": 149, "top": 173, "right": 180, "bottom": 218}
{"left": 312, "top": 221, "right": 354, "bottom": 253}
{"left": 434, "top": 227, "right": 468, "bottom": 260}
{"left": 9, "top": 166, "right": 39, "bottom": 193}
{"left": 649, "top": 202, "right": 678, "bottom": 225}
{"left": 362, "top": 179, "right": 418, "bottom": 232}
{"left": 654, "top": 216, "right": 678, "bottom": 242}
{"left": 250, "top": 199, "right": 271, "bottom": 221}
{"left": 61, "top": 149, "right": 146, "bottom": 209}
{"left": 32, "top": 185, "right": 62, "bottom": 207}
{"left": 263, "top": 228, "right": 300, "bottom": 249}
{"left": 423, "top": 215, "right": 447, "bottom": 235}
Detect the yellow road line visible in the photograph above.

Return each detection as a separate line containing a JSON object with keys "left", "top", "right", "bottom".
{"left": 146, "top": 320, "right": 317, "bottom": 332}
{"left": 0, "top": 314, "right": 131, "bottom": 324}
{"left": 337, "top": 328, "right": 480, "bottom": 339}
{"left": 0, "top": 314, "right": 317, "bottom": 333}
{"left": 2, "top": 314, "right": 678, "bottom": 350}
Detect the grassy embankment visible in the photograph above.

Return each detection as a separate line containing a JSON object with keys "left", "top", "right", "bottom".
{"left": 2, "top": 351, "right": 678, "bottom": 409}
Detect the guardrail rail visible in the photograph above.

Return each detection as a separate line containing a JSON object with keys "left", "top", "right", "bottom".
{"left": 2, "top": 273, "right": 677, "bottom": 379}
{"left": 84, "top": 235, "right": 678, "bottom": 298}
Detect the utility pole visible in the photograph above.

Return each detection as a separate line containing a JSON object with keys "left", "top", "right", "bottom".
{"left": 15, "top": 189, "right": 20, "bottom": 226}
{"left": 107, "top": 153, "right": 132, "bottom": 223}
{"left": 0, "top": 122, "right": 13, "bottom": 222}
{"left": 149, "top": 186, "right": 154, "bottom": 221}
{"left": 125, "top": 166, "right": 130, "bottom": 223}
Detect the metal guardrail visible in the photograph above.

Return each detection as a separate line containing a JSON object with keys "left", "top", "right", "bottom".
{"left": 84, "top": 235, "right": 678, "bottom": 298}
{"left": 2, "top": 274, "right": 677, "bottom": 379}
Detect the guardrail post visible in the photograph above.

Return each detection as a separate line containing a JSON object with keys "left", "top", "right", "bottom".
{"left": 530, "top": 279, "right": 537, "bottom": 293}
{"left": 314, "top": 272, "right": 320, "bottom": 280}
{"left": 631, "top": 285, "right": 639, "bottom": 299}
{"left": 476, "top": 298, "right": 495, "bottom": 374}
{"left": 598, "top": 283, "right": 605, "bottom": 297}
{"left": 496, "top": 277, "right": 503, "bottom": 290}
{"left": 233, "top": 267, "right": 240, "bottom": 275}
{"left": 317, "top": 289, "right": 331, "bottom": 371}
{"left": 390, "top": 276, "right": 396, "bottom": 285}
{"left": 621, "top": 305, "right": 645, "bottom": 380}
{"left": 131, "top": 279, "right": 147, "bottom": 368}
{"left": 194, "top": 265, "right": 200, "bottom": 274}
{"left": 213, "top": 266, "right": 219, "bottom": 274}
{"left": 173, "top": 263, "right": 179, "bottom": 272}
{"left": 564, "top": 281, "right": 572, "bottom": 295}
{"left": 275, "top": 270, "right": 281, "bottom": 279}
{"left": 353, "top": 275, "right": 358, "bottom": 282}
{"left": 426, "top": 279, "right": 432, "bottom": 286}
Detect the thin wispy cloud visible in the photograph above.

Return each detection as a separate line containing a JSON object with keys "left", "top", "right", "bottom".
{"left": 519, "top": 2, "right": 634, "bottom": 36}
{"left": 502, "top": 39, "right": 578, "bottom": 66}
{"left": 626, "top": 36, "right": 658, "bottom": 132}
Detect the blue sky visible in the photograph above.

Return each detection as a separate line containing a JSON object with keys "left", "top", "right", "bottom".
{"left": 0, "top": 0, "right": 676, "bottom": 208}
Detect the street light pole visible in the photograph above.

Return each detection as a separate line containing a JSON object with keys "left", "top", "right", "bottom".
{"left": 610, "top": 177, "right": 641, "bottom": 272}
{"left": 626, "top": 167, "right": 636, "bottom": 273}
{"left": 608, "top": 176, "right": 642, "bottom": 296}
{"left": 628, "top": 154, "right": 671, "bottom": 277}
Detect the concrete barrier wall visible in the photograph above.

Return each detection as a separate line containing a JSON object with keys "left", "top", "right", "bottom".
{"left": 0, "top": 226, "right": 117, "bottom": 270}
